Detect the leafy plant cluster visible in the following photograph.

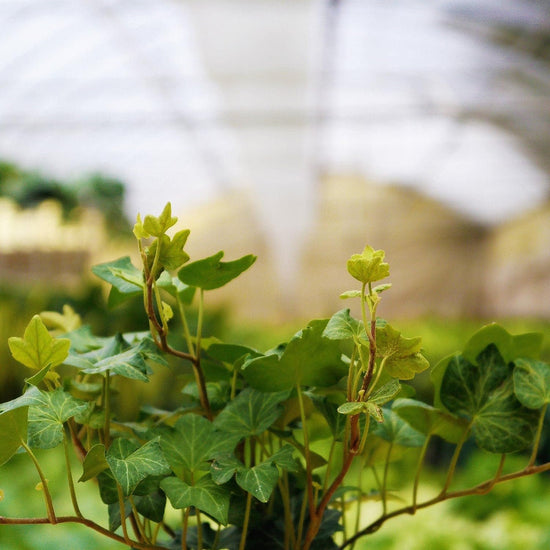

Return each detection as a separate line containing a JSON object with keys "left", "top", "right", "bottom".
{"left": 1, "top": 203, "right": 549, "bottom": 550}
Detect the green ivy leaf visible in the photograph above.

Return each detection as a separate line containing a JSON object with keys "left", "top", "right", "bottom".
{"left": 372, "top": 407, "right": 425, "bottom": 448}
{"left": 462, "top": 323, "right": 543, "bottom": 365}
{"left": 62, "top": 325, "right": 103, "bottom": 354}
{"left": 375, "top": 322, "right": 429, "bottom": 380}
{"left": 211, "top": 446, "right": 297, "bottom": 503}
{"left": 92, "top": 257, "right": 144, "bottom": 307}
{"left": 206, "top": 343, "right": 261, "bottom": 365}
{"left": 369, "top": 379, "right": 402, "bottom": 405}
{"left": 307, "top": 393, "right": 346, "bottom": 440}
{"left": 0, "top": 408, "right": 28, "bottom": 467}
{"left": 159, "top": 414, "right": 239, "bottom": 477}
{"left": 161, "top": 475, "right": 230, "bottom": 524}
{"left": 157, "top": 275, "right": 196, "bottom": 305}
{"left": 142, "top": 202, "right": 178, "bottom": 237}
{"left": 106, "top": 438, "right": 171, "bottom": 496}
{"left": 65, "top": 334, "right": 150, "bottom": 381}
{"left": 213, "top": 388, "right": 287, "bottom": 439}
{"left": 440, "top": 345, "right": 538, "bottom": 453}
{"left": 178, "top": 251, "right": 257, "bottom": 291}
{"left": 8, "top": 315, "right": 70, "bottom": 377}
{"left": 347, "top": 246, "right": 390, "bottom": 284}
{"left": 133, "top": 489, "right": 166, "bottom": 523}
{"left": 513, "top": 359, "right": 550, "bottom": 410}
{"left": 237, "top": 462, "right": 280, "bottom": 503}
{"left": 242, "top": 320, "right": 347, "bottom": 392}
{"left": 392, "top": 398, "right": 468, "bottom": 443}
{"left": 323, "top": 309, "right": 364, "bottom": 341}
{"left": 337, "top": 401, "right": 364, "bottom": 415}
{"left": 146, "top": 229, "right": 190, "bottom": 273}
{"left": 79, "top": 444, "right": 109, "bottom": 482}
{"left": 26, "top": 388, "right": 89, "bottom": 449}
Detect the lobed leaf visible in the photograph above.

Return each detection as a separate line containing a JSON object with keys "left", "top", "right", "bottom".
{"left": 106, "top": 438, "right": 171, "bottom": 496}
{"left": 213, "top": 388, "right": 287, "bottom": 439}
{"left": 142, "top": 202, "right": 178, "bottom": 237}
{"left": 79, "top": 444, "right": 109, "bottom": 482}
{"left": 159, "top": 414, "right": 239, "bottom": 477}
{"left": 462, "top": 323, "right": 543, "bottom": 365}
{"left": 92, "top": 257, "right": 144, "bottom": 307}
{"left": 178, "top": 250, "right": 257, "bottom": 290}
{"left": 440, "top": 345, "right": 538, "bottom": 453}
{"left": 323, "top": 309, "right": 365, "bottom": 341}
{"left": 8, "top": 315, "right": 70, "bottom": 375}
{"left": 26, "top": 388, "right": 89, "bottom": 449}
{"left": 242, "top": 320, "right": 347, "bottom": 392}
{"left": 372, "top": 407, "right": 425, "bottom": 447}
{"left": 161, "top": 475, "right": 230, "bottom": 524}
{"left": 392, "top": 398, "right": 468, "bottom": 443}
{"left": 513, "top": 358, "right": 550, "bottom": 410}
{"left": 347, "top": 246, "right": 389, "bottom": 284}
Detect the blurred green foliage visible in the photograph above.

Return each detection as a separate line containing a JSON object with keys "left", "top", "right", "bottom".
{"left": 0, "top": 160, "right": 131, "bottom": 235}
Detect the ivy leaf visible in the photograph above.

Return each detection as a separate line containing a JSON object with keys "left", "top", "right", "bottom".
{"left": 375, "top": 322, "right": 429, "bottom": 380}
{"left": 0, "top": 385, "right": 43, "bottom": 413}
{"left": 211, "top": 446, "right": 297, "bottom": 503}
{"left": 27, "top": 388, "right": 89, "bottom": 449}
{"left": 159, "top": 414, "right": 239, "bottom": 477}
{"left": 323, "top": 309, "right": 364, "bottom": 341}
{"left": 8, "top": 315, "right": 70, "bottom": 378}
{"left": 92, "top": 256, "right": 144, "bottom": 307}
{"left": 145, "top": 229, "right": 190, "bottom": 273}
{"left": 440, "top": 344, "right": 538, "bottom": 453}
{"left": 463, "top": 323, "right": 543, "bottom": 365}
{"left": 157, "top": 275, "right": 196, "bottom": 305}
{"left": 242, "top": 320, "right": 347, "bottom": 392}
{"left": 372, "top": 407, "right": 425, "bottom": 448}
{"left": 392, "top": 398, "right": 468, "bottom": 443}
{"left": 106, "top": 438, "right": 171, "bottom": 496}
{"left": 513, "top": 359, "right": 550, "bottom": 410}
{"left": 237, "top": 462, "right": 280, "bottom": 503}
{"left": 347, "top": 246, "right": 389, "bottom": 284}
{"left": 178, "top": 251, "right": 257, "bottom": 291}
{"left": 40, "top": 305, "right": 81, "bottom": 334}
{"left": 0, "top": 408, "right": 28, "bottom": 467}
{"left": 206, "top": 343, "right": 261, "bottom": 365}
{"left": 62, "top": 325, "right": 103, "bottom": 354}
{"left": 65, "top": 334, "right": 150, "bottom": 381}
{"left": 369, "top": 379, "right": 402, "bottom": 406}
{"left": 307, "top": 393, "right": 346, "bottom": 440}
{"left": 161, "top": 475, "right": 230, "bottom": 524}
{"left": 142, "top": 202, "right": 178, "bottom": 237}
{"left": 213, "top": 388, "right": 287, "bottom": 439}
{"left": 79, "top": 444, "right": 109, "bottom": 482}
{"left": 133, "top": 489, "right": 166, "bottom": 523}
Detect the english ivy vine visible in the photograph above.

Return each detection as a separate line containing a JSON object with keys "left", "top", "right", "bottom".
{"left": 1, "top": 202, "right": 549, "bottom": 550}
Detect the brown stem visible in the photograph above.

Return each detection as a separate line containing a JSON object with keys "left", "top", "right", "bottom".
{"left": 339, "top": 460, "right": 550, "bottom": 549}
{"left": 144, "top": 278, "right": 213, "bottom": 421}
{"left": 0, "top": 515, "right": 167, "bottom": 549}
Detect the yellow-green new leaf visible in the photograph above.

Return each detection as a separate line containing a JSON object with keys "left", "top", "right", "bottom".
{"left": 347, "top": 246, "right": 390, "bottom": 284}
{"left": 142, "top": 202, "right": 178, "bottom": 237}
{"left": 8, "top": 315, "right": 70, "bottom": 373}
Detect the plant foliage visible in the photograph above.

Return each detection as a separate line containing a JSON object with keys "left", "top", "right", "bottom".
{"left": 1, "top": 202, "right": 549, "bottom": 550}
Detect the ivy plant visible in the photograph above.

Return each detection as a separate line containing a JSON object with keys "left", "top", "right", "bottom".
{"left": 1, "top": 202, "right": 549, "bottom": 550}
